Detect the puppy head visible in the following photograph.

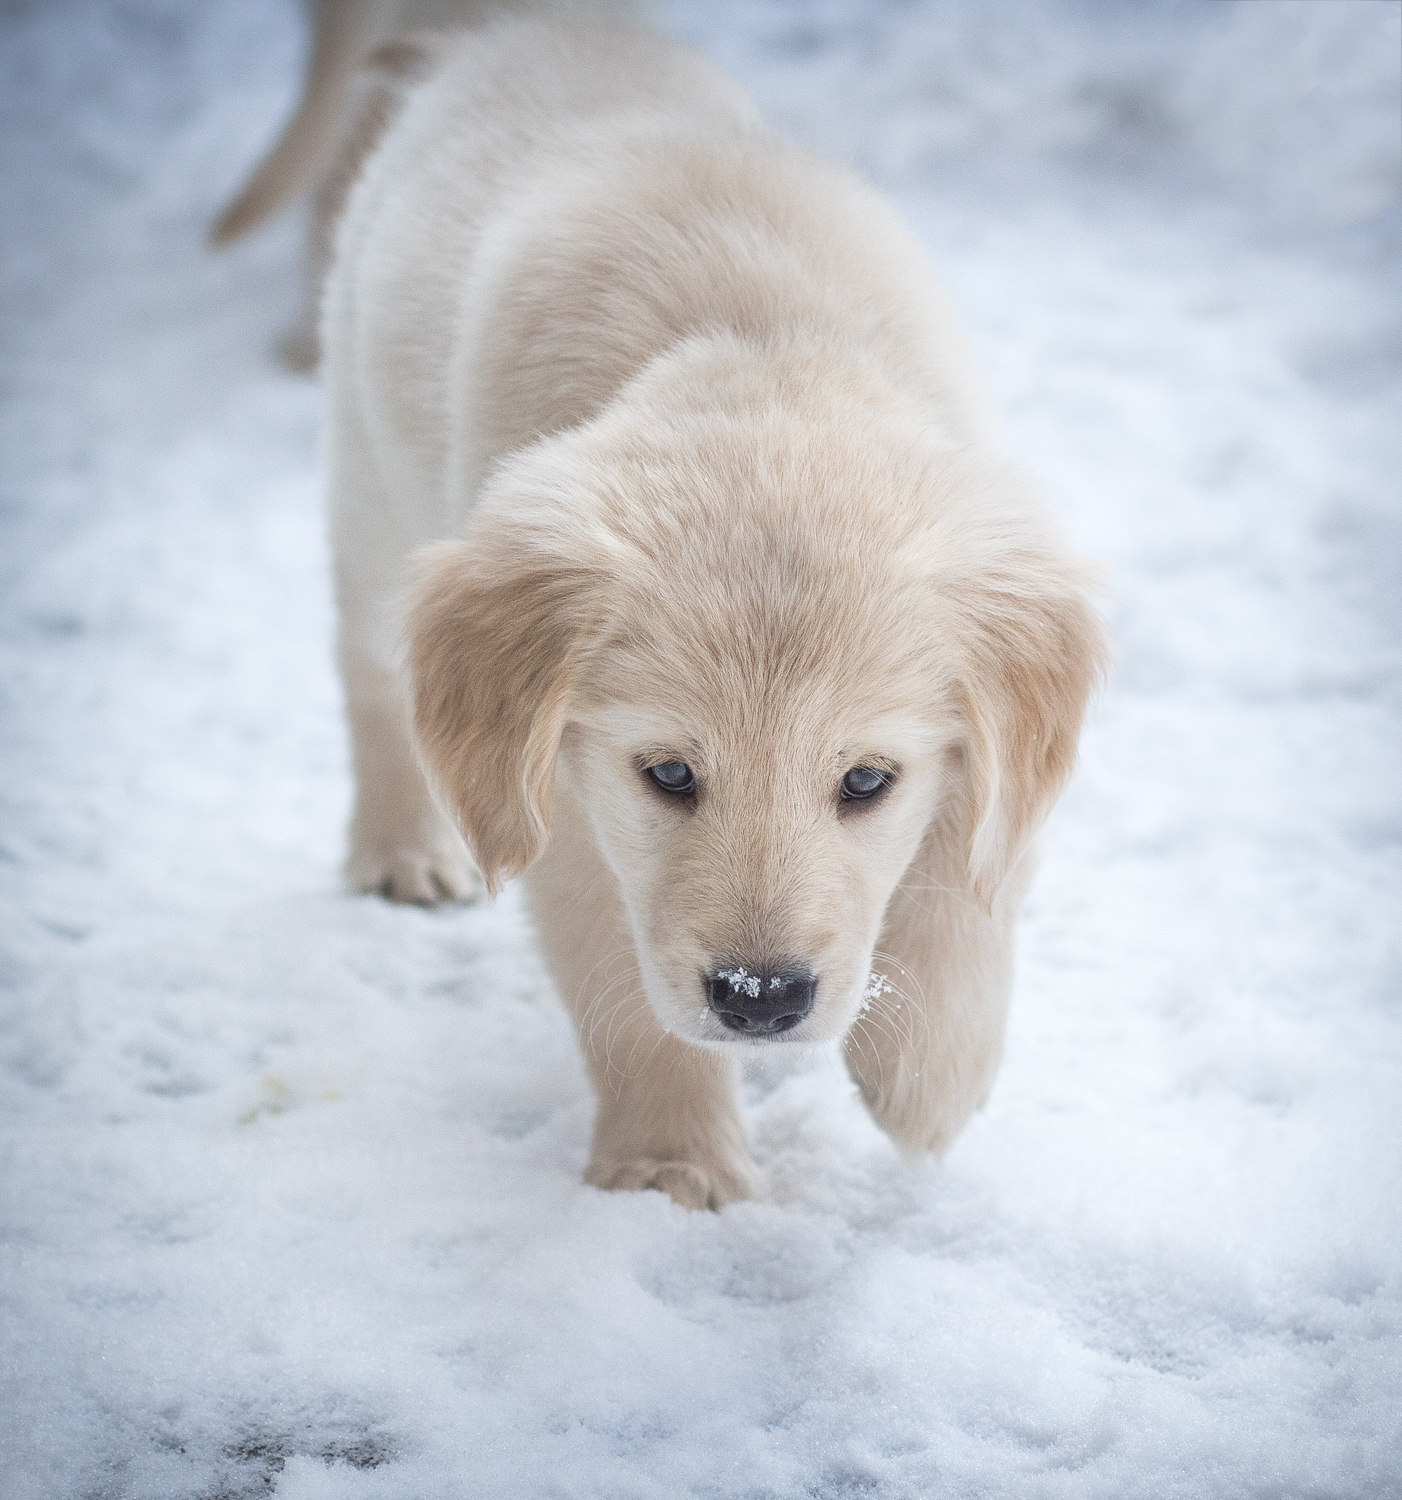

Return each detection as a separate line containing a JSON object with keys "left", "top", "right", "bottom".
{"left": 409, "top": 404, "right": 1104, "bottom": 1046}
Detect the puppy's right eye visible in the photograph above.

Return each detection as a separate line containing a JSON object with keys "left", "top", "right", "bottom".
{"left": 646, "top": 760, "right": 696, "bottom": 796}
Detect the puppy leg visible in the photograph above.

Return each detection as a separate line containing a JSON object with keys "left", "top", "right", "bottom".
{"left": 329, "top": 430, "right": 478, "bottom": 905}
{"left": 845, "top": 805, "right": 1029, "bottom": 1156}
{"left": 584, "top": 1008, "right": 754, "bottom": 1211}
{"left": 526, "top": 790, "right": 756, "bottom": 1208}
{"left": 340, "top": 659, "right": 479, "bottom": 904}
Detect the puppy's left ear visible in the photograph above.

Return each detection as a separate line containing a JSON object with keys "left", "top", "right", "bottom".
{"left": 408, "top": 506, "right": 600, "bottom": 896}
{"left": 958, "top": 562, "right": 1108, "bottom": 914}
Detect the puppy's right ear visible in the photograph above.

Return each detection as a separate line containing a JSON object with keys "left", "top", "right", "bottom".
{"left": 407, "top": 525, "right": 596, "bottom": 896}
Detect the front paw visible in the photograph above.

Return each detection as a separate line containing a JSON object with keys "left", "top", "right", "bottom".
{"left": 585, "top": 1154, "right": 755, "bottom": 1210}
{"left": 347, "top": 839, "right": 480, "bottom": 906}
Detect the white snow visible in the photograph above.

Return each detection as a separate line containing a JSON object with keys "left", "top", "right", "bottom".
{"left": 861, "top": 972, "right": 895, "bottom": 1010}
{"left": 717, "top": 969, "right": 765, "bottom": 1000}
{"left": 2, "top": 2, "right": 1399, "bottom": 1496}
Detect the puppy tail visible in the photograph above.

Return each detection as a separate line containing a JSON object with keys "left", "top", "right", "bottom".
{"left": 209, "top": 0, "right": 376, "bottom": 248}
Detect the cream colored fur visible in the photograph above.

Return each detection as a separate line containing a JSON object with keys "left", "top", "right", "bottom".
{"left": 323, "top": 18, "right": 1107, "bottom": 1207}
{"left": 209, "top": 0, "right": 646, "bottom": 367}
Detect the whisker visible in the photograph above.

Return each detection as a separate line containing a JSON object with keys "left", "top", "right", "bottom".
{"left": 894, "top": 864, "right": 977, "bottom": 906}
{"left": 618, "top": 1002, "right": 662, "bottom": 1080}
{"left": 871, "top": 950, "right": 931, "bottom": 1039}
{"left": 846, "top": 1015, "right": 887, "bottom": 1095}
{"left": 574, "top": 945, "right": 639, "bottom": 1007}
{"left": 581, "top": 964, "right": 642, "bottom": 1057}
{"left": 625, "top": 1023, "right": 670, "bottom": 1083}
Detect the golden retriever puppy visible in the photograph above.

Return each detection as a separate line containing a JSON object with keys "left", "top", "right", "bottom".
{"left": 323, "top": 17, "right": 1107, "bottom": 1207}
{"left": 209, "top": 0, "right": 645, "bottom": 366}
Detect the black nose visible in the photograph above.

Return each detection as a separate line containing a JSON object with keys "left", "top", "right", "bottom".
{"left": 705, "top": 965, "right": 816, "bottom": 1035}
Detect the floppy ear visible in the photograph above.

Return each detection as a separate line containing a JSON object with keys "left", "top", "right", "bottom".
{"left": 407, "top": 520, "right": 598, "bottom": 896}
{"left": 958, "top": 572, "right": 1107, "bottom": 914}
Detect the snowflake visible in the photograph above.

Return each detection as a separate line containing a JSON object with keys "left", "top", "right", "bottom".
{"left": 716, "top": 966, "right": 762, "bottom": 998}
{"left": 859, "top": 970, "right": 894, "bottom": 1012}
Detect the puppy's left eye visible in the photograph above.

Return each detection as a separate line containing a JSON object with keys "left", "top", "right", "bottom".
{"left": 840, "top": 766, "right": 891, "bottom": 802}
{"left": 647, "top": 760, "right": 696, "bottom": 795}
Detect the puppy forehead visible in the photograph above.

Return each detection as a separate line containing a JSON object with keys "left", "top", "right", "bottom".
{"left": 580, "top": 697, "right": 941, "bottom": 766}
{"left": 592, "top": 557, "right": 943, "bottom": 691}
{"left": 583, "top": 588, "right": 950, "bottom": 742}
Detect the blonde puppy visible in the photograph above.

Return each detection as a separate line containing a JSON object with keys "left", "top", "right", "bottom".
{"left": 324, "top": 18, "right": 1107, "bottom": 1207}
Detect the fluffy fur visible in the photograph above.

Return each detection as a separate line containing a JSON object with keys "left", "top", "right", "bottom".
{"left": 322, "top": 17, "right": 1107, "bottom": 1207}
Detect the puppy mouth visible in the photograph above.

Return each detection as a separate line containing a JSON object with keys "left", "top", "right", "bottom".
{"left": 675, "top": 991, "right": 853, "bottom": 1049}
{"left": 714, "top": 1009, "right": 806, "bottom": 1037}
{"left": 695, "top": 1012, "right": 814, "bottom": 1046}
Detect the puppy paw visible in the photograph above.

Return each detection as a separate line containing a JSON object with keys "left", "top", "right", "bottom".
{"left": 586, "top": 1155, "right": 754, "bottom": 1210}
{"left": 347, "top": 842, "right": 481, "bottom": 906}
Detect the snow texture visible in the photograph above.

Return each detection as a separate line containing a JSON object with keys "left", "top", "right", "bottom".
{"left": 717, "top": 969, "right": 767, "bottom": 1000}
{"left": 2, "top": 1, "right": 1400, "bottom": 1496}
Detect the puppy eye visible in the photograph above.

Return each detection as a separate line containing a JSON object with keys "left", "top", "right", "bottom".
{"left": 840, "top": 766, "right": 891, "bottom": 802}
{"left": 646, "top": 760, "right": 696, "bottom": 796}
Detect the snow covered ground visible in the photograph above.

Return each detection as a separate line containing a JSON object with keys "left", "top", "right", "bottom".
{"left": 2, "top": 1, "right": 1399, "bottom": 1495}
